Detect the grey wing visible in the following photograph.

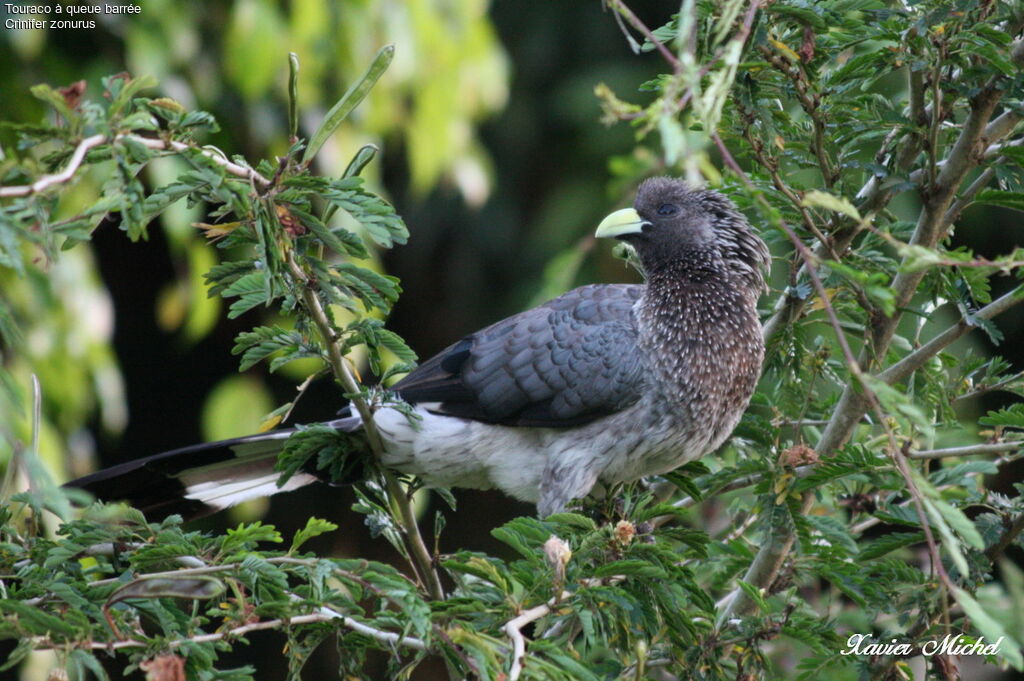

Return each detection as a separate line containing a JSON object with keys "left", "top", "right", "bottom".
{"left": 393, "top": 284, "right": 646, "bottom": 427}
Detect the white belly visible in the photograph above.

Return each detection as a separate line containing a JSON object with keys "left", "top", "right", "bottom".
{"left": 368, "top": 401, "right": 710, "bottom": 511}
{"left": 372, "top": 405, "right": 547, "bottom": 503}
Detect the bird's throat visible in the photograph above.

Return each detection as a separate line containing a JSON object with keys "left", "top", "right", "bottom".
{"left": 636, "top": 258, "right": 763, "bottom": 407}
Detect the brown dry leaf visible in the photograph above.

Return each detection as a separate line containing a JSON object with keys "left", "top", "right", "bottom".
{"left": 799, "top": 26, "right": 815, "bottom": 63}
{"left": 140, "top": 655, "right": 186, "bottom": 681}
{"left": 57, "top": 80, "right": 87, "bottom": 110}
{"left": 193, "top": 221, "right": 242, "bottom": 241}
{"left": 276, "top": 204, "right": 306, "bottom": 236}
{"left": 779, "top": 444, "right": 820, "bottom": 468}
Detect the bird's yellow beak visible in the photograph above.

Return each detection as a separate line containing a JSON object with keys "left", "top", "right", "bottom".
{"left": 595, "top": 207, "right": 648, "bottom": 239}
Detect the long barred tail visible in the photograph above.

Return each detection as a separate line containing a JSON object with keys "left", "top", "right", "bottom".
{"left": 65, "top": 415, "right": 363, "bottom": 520}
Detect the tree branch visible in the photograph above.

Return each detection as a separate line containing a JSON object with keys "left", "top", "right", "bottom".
{"left": 910, "top": 441, "right": 1022, "bottom": 460}
{"left": 878, "top": 287, "right": 1024, "bottom": 387}
{"left": 283, "top": 250, "right": 445, "bottom": 601}
{"left": 0, "top": 134, "right": 106, "bottom": 197}
{"left": 606, "top": 0, "right": 681, "bottom": 71}
{"left": 504, "top": 592, "right": 569, "bottom": 681}
{"left": 0, "top": 133, "right": 271, "bottom": 198}
{"left": 32, "top": 610, "right": 426, "bottom": 652}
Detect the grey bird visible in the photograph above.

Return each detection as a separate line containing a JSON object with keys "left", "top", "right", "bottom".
{"left": 67, "top": 177, "right": 770, "bottom": 520}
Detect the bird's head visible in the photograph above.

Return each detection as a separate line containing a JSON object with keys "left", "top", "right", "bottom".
{"left": 595, "top": 177, "right": 770, "bottom": 291}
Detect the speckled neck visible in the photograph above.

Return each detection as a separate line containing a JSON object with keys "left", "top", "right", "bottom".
{"left": 635, "top": 255, "right": 764, "bottom": 414}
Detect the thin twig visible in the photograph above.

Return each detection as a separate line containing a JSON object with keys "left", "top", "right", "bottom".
{"left": 955, "top": 370, "right": 1024, "bottom": 403}
{"left": 0, "top": 134, "right": 106, "bottom": 197}
{"left": 134, "top": 136, "right": 271, "bottom": 187}
{"left": 283, "top": 250, "right": 445, "bottom": 601}
{"left": 738, "top": 117, "right": 834, "bottom": 256}
{"left": 31, "top": 611, "right": 426, "bottom": 652}
{"left": 504, "top": 592, "right": 569, "bottom": 681}
{"left": 910, "top": 441, "right": 1022, "bottom": 459}
{"left": 756, "top": 44, "right": 836, "bottom": 187}
{"left": 878, "top": 287, "right": 1024, "bottom": 387}
{"left": 0, "top": 133, "right": 270, "bottom": 198}
{"left": 606, "top": 0, "right": 681, "bottom": 71}
{"left": 503, "top": 576, "right": 624, "bottom": 680}
{"left": 669, "top": 441, "right": 1022, "bottom": 516}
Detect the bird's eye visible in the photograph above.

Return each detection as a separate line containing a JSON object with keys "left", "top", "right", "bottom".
{"left": 656, "top": 203, "right": 679, "bottom": 217}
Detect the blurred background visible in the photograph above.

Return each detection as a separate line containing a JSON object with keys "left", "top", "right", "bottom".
{"left": 1, "top": 1, "right": 1022, "bottom": 678}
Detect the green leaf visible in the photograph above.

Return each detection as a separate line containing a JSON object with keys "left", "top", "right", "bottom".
{"left": 826, "top": 260, "right": 895, "bottom": 316}
{"left": 802, "top": 190, "right": 861, "bottom": 221}
{"left": 921, "top": 496, "right": 970, "bottom": 576}
{"left": 980, "top": 403, "right": 1024, "bottom": 429}
{"left": 898, "top": 244, "right": 946, "bottom": 272}
{"left": 290, "top": 516, "right": 339, "bottom": 554}
{"left": 490, "top": 518, "right": 551, "bottom": 561}
{"left": 323, "top": 178, "right": 408, "bottom": 248}
{"left": 593, "top": 559, "right": 668, "bottom": 579}
{"left": 374, "top": 327, "right": 416, "bottom": 363}
{"left": 805, "top": 515, "right": 858, "bottom": 555}
{"left": 974, "top": 189, "right": 1024, "bottom": 213}
{"left": 221, "top": 521, "right": 283, "bottom": 554}
{"left": 277, "top": 424, "right": 368, "bottom": 485}
{"left": 862, "top": 376, "right": 934, "bottom": 437}
{"left": 765, "top": 4, "right": 828, "bottom": 30}
{"left": 300, "top": 207, "right": 365, "bottom": 257}
{"left": 929, "top": 460, "right": 999, "bottom": 487}
{"left": 303, "top": 44, "right": 395, "bottom": 163}
{"left": 0, "top": 600, "right": 78, "bottom": 637}
{"left": 735, "top": 580, "right": 769, "bottom": 613}
{"left": 287, "top": 52, "right": 300, "bottom": 140}
{"left": 859, "top": 531, "right": 926, "bottom": 561}
{"left": 544, "top": 512, "right": 597, "bottom": 532}
{"left": 332, "top": 263, "right": 402, "bottom": 311}
{"left": 929, "top": 496, "right": 985, "bottom": 550}
{"left": 68, "top": 650, "right": 111, "bottom": 681}
{"left": 108, "top": 576, "right": 225, "bottom": 604}
{"left": 342, "top": 144, "right": 379, "bottom": 179}
{"left": 663, "top": 469, "right": 704, "bottom": 501}
{"left": 205, "top": 260, "right": 257, "bottom": 297}
{"left": 179, "top": 110, "right": 220, "bottom": 132}
{"left": 221, "top": 270, "right": 272, "bottom": 318}
{"left": 107, "top": 74, "right": 159, "bottom": 119}
{"left": 232, "top": 326, "right": 307, "bottom": 371}
{"left": 441, "top": 554, "right": 511, "bottom": 593}
{"left": 29, "top": 83, "right": 80, "bottom": 126}
{"left": 953, "top": 587, "right": 1024, "bottom": 670}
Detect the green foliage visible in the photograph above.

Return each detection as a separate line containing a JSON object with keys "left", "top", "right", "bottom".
{"left": 2, "top": 1, "right": 1024, "bottom": 679}
{"left": 596, "top": 0, "right": 1024, "bottom": 678}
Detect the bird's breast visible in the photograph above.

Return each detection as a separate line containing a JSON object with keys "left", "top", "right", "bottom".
{"left": 634, "top": 281, "right": 764, "bottom": 445}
